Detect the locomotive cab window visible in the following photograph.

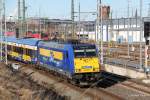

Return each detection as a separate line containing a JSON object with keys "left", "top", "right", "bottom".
{"left": 85, "top": 49, "right": 96, "bottom": 57}
{"left": 74, "top": 50, "right": 85, "bottom": 57}
{"left": 74, "top": 45, "right": 97, "bottom": 58}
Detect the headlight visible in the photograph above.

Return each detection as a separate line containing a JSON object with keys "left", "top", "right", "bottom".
{"left": 75, "top": 69, "right": 81, "bottom": 73}
{"left": 93, "top": 68, "right": 95, "bottom": 71}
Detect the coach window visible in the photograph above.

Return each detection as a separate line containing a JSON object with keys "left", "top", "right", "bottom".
{"left": 29, "top": 49, "right": 33, "bottom": 56}
{"left": 23, "top": 48, "right": 26, "bottom": 55}
{"left": 19, "top": 47, "right": 23, "bottom": 54}
{"left": 12, "top": 46, "right": 15, "bottom": 52}
{"left": 14, "top": 46, "right": 17, "bottom": 52}
{"left": 2, "top": 43, "right": 5, "bottom": 47}
{"left": 15, "top": 47, "right": 23, "bottom": 54}
{"left": 26, "top": 49, "right": 33, "bottom": 56}
{"left": 26, "top": 49, "right": 28, "bottom": 55}
{"left": 25, "top": 49, "right": 28, "bottom": 55}
{"left": 32, "top": 50, "right": 36, "bottom": 58}
{"left": 7, "top": 45, "right": 11, "bottom": 51}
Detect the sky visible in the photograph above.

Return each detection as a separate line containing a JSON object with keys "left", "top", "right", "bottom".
{"left": 5, "top": 0, "right": 150, "bottom": 20}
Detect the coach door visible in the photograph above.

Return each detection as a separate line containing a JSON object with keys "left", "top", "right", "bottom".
{"left": 64, "top": 52, "right": 70, "bottom": 72}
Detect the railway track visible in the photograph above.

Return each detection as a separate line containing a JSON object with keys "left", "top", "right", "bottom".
{"left": 8, "top": 61, "right": 150, "bottom": 100}
{"left": 7, "top": 61, "right": 125, "bottom": 100}
{"left": 7, "top": 60, "right": 150, "bottom": 100}
{"left": 120, "top": 80, "right": 150, "bottom": 95}
{"left": 100, "top": 72, "right": 150, "bottom": 99}
{"left": 87, "top": 88, "right": 124, "bottom": 100}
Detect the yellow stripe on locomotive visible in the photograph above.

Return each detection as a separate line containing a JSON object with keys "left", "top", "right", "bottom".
{"left": 39, "top": 48, "right": 63, "bottom": 60}
{"left": 39, "top": 48, "right": 51, "bottom": 57}
{"left": 74, "top": 57, "right": 100, "bottom": 73}
{"left": 53, "top": 51, "right": 63, "bottom": 60}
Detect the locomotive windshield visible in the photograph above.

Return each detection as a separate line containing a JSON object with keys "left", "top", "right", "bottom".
{"left": 74, "top": 45, "right": 97, "bottom": 57}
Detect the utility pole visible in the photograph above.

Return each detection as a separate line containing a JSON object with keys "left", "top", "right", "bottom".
{"left": 18, "top": 0, "right": 21, "bottom": 20}
{"left": 71, "top": 0, "right": 75, "bottom": 39}
{"left": 96, "top": 0, "right": 99, "bottom": 61}
{"left": 0, "top": 0, "right": 7, "bottom": 65}
{"left": 0, "top": 0, "right": 3, "bottom": 61}
{"left": 127, "top": 0, "right": 130, "bottom": 57}
{"left": 100, "top": 0, "right": 103, "bottom": 64}
{"left": 22, "top": 0, "right": 26, "bottom": 37}
{"left": 140, "top": 0, "right": 143, "bottom": 69}
{"left": 18, "top": 0, "right": 26, "bottom": 38}
{"left": 18, "top": 0, "right": 21, "bottom": 38}
{"left": 96, "top": 0, "right": 103, "bottom": 64}
{"left": 23, "top": 0, "right": 25, "bottom": 21}
{"left": 4, "top": 0, "right": 7, "bottom": 65}
{"left": 78, "top": 2, "right": 81, "bottom": 39}
{"left": 39, "top": 8, "right": 41, "bottom": 39}
{"left": 96, "top": 0, "right": 99, "bottom": 42}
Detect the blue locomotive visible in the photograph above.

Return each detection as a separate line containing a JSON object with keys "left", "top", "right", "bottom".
{"left": 1, "top": 37, "right": 101, "bottom": 85}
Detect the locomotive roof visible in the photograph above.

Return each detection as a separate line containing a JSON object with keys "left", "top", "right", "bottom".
{"left": 43, "top": 39, "right": 95, "bottom": 45}
{"left": 43, "top": 38, "right": 80, "bottom": 44}
{"left": 39, "top": 39, "right": 96, "bottom": 50}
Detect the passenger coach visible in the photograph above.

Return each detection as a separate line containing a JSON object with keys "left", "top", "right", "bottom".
{"left": 3, "top": 37, "right": 39, "bottom": 63}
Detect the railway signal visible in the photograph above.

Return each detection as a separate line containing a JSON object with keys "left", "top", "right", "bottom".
{"left": 144, "top": 21, "right": 150, "bottom": 74}
{"left": 144, "top": 22, "right": 150, "bottom": 45}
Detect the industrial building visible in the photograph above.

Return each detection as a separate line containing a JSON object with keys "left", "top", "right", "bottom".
{"left": 77, "top": 17, "right": 148, "bottom": 42}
